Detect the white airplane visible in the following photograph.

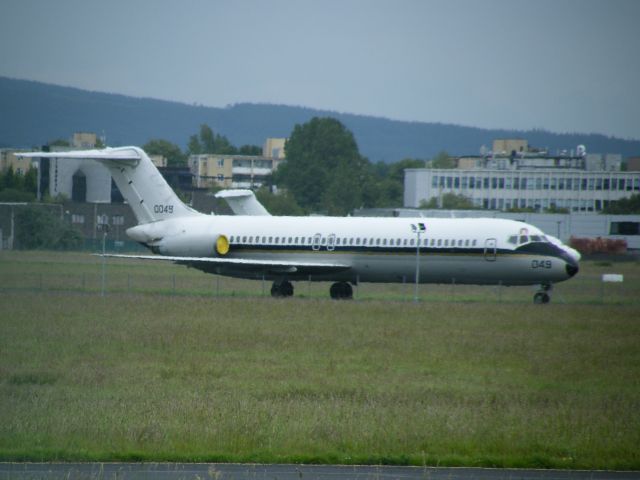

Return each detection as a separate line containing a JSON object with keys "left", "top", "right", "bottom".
{"left": 20, "top": 146, "right": 580, "bottom": 303}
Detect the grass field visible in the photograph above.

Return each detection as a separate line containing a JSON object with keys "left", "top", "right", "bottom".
{"left": 0, "top": 251, "right": 639, "bottom": 469}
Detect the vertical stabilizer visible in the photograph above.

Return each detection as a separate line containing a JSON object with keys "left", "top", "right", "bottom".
{"left": 19, "top": 146, "right": 202, "bottom": 224}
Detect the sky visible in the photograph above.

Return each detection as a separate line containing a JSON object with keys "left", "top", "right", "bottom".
{"left": 1, "top": 0, "right": 639, "bottom": 139}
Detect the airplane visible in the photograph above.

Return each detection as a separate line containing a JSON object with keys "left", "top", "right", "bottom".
{"left": 20, "top": 146, "right": 580, "bottom": 304}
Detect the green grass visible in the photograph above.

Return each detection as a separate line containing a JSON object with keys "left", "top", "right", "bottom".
{"left": 0, "top": 251, "right": 639, "bottom": 469}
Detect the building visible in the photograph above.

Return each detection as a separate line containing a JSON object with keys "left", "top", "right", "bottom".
{"left": 405, "top": 143, "right": 639, "bottom": 213}
{"left": 263, "top": 138, "right": 286, "bottom": 159}
{"left": 189, "top": 154, "right": 283, "bottom": 189}
{"left": 0, "top": 149, "right": 35, "bottom": 175}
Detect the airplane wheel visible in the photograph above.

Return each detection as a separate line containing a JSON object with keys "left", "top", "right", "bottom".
{"left": 533, "top": 292, "right": 550, "bottom": 304}
{"left": 330, "top": 281, "right": 353, "bottom": 300}
{"left": 271, "top": 280, "right": 294, "bottom": 298}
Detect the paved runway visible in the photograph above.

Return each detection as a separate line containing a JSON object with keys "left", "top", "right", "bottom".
{"left": 0, "top": 463, "right": 638, "bottom": 480}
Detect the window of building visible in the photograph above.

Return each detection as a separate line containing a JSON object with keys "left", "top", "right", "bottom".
{"left": 97, "top": 214, "right": 108, "bottom": 225}
{"left": 610, "top": 222, "right": 640, "bottom": 235}
{"left": 112, "top": 215, "right": 124, "bottom": 225}
{"left": 72, "top": 214, "right": 85, "bottom": 224}
{"left": 432, "top": 176, "right": 438, "bottom": 187}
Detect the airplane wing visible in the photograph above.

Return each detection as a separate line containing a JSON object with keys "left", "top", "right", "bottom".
{"left": 100, "top": 253, "right": 351, "bottom": 275}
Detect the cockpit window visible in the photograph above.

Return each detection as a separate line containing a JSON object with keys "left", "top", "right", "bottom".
{"left": 508, "top": 235, "right": 518, "bottom": 245}
{"left": 530, "top": 235, "right": 541, "bottom": 242}
{"left": 519, "top": 235, "right": 529, "bottom": 244}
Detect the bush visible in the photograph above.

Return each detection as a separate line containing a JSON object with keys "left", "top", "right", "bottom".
{"left": 14, "top": 206, "right": 83, "bottom": 250}
{"left": 569, "top": 236, "right": 627, "bottom": 255}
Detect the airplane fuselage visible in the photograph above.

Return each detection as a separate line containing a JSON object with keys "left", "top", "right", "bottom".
{"left": 127, "top": 214, "right": 579, "bottom": 287}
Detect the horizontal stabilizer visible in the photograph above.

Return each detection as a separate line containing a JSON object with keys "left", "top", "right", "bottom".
{"left": 18, "top": 147, "right": 141, "bottom": 161}
{"left": 215, "top": 189, "right": 271, "bottom": 216}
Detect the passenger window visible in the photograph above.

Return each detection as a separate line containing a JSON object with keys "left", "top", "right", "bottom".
{"left": 437, "top": 239, "right": 442, "bottom": 246}
{"left": 288, "top": 237, "right": 293, "bottom": 243}
{"left": 274, "top": 237, "right": 279, "bottom": 244}
{"left": 423, "top": 239, "right": 428, "bottom": 246}
{"left": 403, "top": 239, "right": 408, "bottom": 246}
{"left": 376, "top": 238, "right": 381, "bottom": 245}
{"left": 444, "top": 239, "right": 449, "bottom": 246}
{"left": 383, "top": 239, "right": 387, "bottom": 246}
{"left": 472, "top": 239, "right": 477, "bottom": 246}
{"left": 356, "top": 238, "right": 360, "bottom": 245}
{"left": 458, "top": 239, "right": 463, "bottom": 247}
{"left": 465, "top": 239, "right": 470, "bottom": 247}
{"left": 262, "top": 236, "right": 267, "bottom": 243}
{"left": 410, "top": 239, "right": 415, "bottom": 246}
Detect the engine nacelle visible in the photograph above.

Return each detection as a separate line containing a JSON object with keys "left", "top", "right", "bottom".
{"left": 155, "top": 232, "right": 229, "bottom": 257}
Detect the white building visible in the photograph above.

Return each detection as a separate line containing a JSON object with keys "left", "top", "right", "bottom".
{"left": 406, "top": 141, "right": 638, "bottom": 213}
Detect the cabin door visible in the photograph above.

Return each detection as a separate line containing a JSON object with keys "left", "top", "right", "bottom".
{"left": 312, "top": 233, "right": 322, "bottom": 251}
{"left": 484, "top": 238, "right": 497, "bottom": 261}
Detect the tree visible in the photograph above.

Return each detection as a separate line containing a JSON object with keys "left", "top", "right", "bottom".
{"left": 602, "top": 194, "right": 640, "bottom": 214}
{"left": 142, "top": 139, "right": 186, "bottom": 166}
{"left": 48, "top": 138, "right": 70, "bottom": 147}
{"left": 187, "top": 134, "right": 202, "bottom": 155}
{"left": 276, "top": 117, "right": 368, "bottom": 215}
{"left": 255, "top": 188, "right": 305, "bottom": 216}
{"left": 14, "top": 206, "right": 82, "bottom": 250}
{"left": 197, "top": 124, "right": 238, "bottom": 154}
{"left": 199, "top": 124, "right": 216, "bottom": 153}
{"left": 419, "top": 193, "right": 476, "bottom": 209}
{"left": 238, "top": 145, "right": 262, "bottom": 155}
{"left": 427, "top": 151, "right": 456, "bottom": 169}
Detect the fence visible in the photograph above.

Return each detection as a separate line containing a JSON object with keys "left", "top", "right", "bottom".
{"left": 0, "top": 266, "right": 636, "bottom": 305}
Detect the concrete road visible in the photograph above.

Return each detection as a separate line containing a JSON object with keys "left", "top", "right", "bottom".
{"left": 0, "top": 463, "right": 638, "bottom": 480}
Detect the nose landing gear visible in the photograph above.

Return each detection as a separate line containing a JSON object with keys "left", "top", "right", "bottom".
{"left": 533, "top": 283, "right": 552, "bottom": 304}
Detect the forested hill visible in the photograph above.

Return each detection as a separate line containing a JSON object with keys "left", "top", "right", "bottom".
{"left": 1, "top": 76, "right": 639, "bottom": 162}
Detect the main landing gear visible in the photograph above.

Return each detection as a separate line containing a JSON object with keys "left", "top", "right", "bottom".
{"left": 329, "top": 281, "right": 353, "bottom": 300}
{"left": 270, "top": 280, "right": 294, "bottom": 298}
{"left": 270, "top": 280, "right": 354, "bottom": 300}
{"left": 533, "top": 283, "right": 552, "bottom": 304}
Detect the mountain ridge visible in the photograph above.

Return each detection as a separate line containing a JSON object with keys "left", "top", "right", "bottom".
{"left": 1, "top": 76, "right": 638, "bottom": 162}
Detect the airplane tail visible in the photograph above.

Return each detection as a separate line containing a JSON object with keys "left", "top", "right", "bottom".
{"left": 20, "top": 146, "right": 201, "bottom": 224}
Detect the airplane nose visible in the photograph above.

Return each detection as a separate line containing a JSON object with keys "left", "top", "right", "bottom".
{"left": 566, "top": 262, "right": 579, "bottom": 278}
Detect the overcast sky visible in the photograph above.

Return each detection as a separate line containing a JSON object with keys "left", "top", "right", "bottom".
{"left": 1, "top": 0, "right": 638, "bottom": 139}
